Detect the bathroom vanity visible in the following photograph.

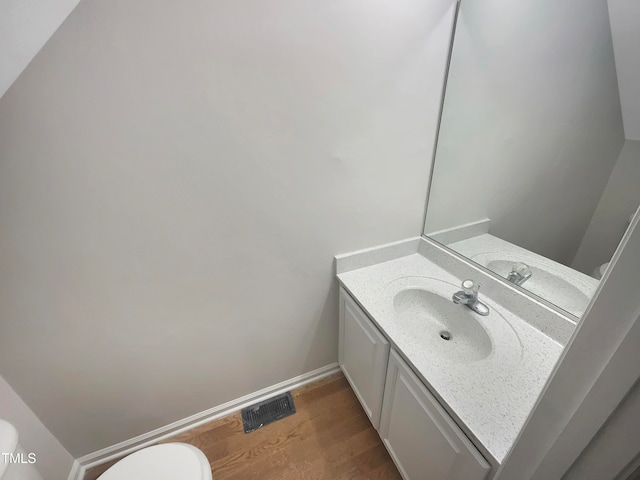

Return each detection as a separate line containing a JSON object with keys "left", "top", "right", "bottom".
{"left": 335, "top": 238, "right": 575, "bottom": 480}
{"left": 332, "top": 0, "right": 636, "bottom": 475}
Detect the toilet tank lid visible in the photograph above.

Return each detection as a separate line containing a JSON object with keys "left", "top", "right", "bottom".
{"left": 97, "top": 443, "right": 211, "bottom": 480}
{"left": 0, "top": 419, "right": 19, "bottom": 478}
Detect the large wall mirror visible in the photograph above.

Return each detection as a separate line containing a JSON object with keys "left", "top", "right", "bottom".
{"left": 423, "top": 0, "right": 640, "bottom": 318}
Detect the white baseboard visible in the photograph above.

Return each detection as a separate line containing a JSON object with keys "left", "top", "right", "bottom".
{"left": 74, "top": 363, "right": 340, "bottom": 476}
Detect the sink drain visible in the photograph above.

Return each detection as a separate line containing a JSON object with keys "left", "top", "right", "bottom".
{"left": 439, "top": 331, "right": 451, "bottom": 341}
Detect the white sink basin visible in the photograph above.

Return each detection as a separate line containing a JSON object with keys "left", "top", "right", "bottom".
{"left": 470, "top": 252, "right": 598, "bottom": 317}
{"left": 385, "top": 277, "right": 521, "bottom": 365}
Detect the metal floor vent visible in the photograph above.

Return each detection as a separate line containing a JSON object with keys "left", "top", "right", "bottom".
{"left": 241, "top": 391, "right": 296, "bottom": 433}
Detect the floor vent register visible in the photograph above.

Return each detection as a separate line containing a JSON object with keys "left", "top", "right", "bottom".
{"left": 241, "top": 391, "right": 296, "bottom": 433}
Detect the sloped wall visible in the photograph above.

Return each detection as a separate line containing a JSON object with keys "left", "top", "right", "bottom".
{"left": 0, "top": 0, "right": 456, "bottom": 456}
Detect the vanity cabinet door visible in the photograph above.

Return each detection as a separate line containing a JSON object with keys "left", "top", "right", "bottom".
{"left": 380, "top": 350, "right": 491, "bottom": 480}
{"left": 339, "top": 287, "right": 390, "bottom": 430}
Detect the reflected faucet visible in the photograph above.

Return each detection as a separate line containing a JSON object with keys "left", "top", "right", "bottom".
{"left": 452, "top": 279, "right": 490, "bottom": 316}
{"left": 506, "top": 263, "right": 532, "bottom": 286}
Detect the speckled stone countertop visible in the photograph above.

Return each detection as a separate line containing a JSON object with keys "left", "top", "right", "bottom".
{"left": 337, "top": 252, "right": 565, "bottom": 465}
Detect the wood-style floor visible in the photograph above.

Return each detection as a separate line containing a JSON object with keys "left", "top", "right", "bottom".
{"left": 83, "top": 372, "right": 402, "bottom": 479}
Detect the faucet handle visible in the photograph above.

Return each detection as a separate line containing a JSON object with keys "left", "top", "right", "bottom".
{"left": 461, "top": 279, "right": 480, "bottom": 296}
{"left": 511, "top": 263, "right": 531, "bottom": 275}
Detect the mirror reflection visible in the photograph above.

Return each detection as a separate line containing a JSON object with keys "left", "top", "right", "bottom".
{"left": 423, "top": 0, "right": 640, "bottom": 318}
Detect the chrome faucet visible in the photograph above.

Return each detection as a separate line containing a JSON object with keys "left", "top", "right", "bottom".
{"left": 452, "top": 279, "right": 490, "bottom": 316}
{"left": 506, "top": 263, "right": 532, "bottom": 286}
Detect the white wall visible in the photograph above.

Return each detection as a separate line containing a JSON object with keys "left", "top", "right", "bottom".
{"left": 572, "top": 140, "right": 640, "bottom": 275}
{"left": 562, "top": 378, "right": 640, "bottom": 480}
{"left": 0, "top": 0, "right": 82, "bottom": 99}
{"left": 0, "top": 0, "right": 456, "bottom": 457}
{"left": 495, "top": 208, "right": 640, "bottom": 480}
{"left": 424, "top": 0, "right": 625, "bottom": 266}
{"left": 0, "top": 374, "right": 74, "bottom": 479}
{"left": 608, "top": 0, "right": 640, "bottom": 140}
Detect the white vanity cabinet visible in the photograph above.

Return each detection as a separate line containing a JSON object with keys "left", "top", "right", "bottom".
{"left": 379, "top": 350, "right": 491, "bottom": 480}
{"left": 338, "top": 287, "right": 390, "bottom": 429}
{"left": 339, "top": 287, "right": 492, "bottom": 480}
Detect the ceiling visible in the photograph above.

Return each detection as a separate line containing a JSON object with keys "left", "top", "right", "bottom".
{"left": 0, "top": 0, "right": 81, "bottom": 99}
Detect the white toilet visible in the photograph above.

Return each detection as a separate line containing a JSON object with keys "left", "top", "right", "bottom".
{"left": 97, "top": 443, "right": 212, "bottom": 480}
{"left": 0, "top": 420, "right": 43, "bottom": 480}
{"left": 591, "top": 261, "right": 609, "bottom": 280}
{"left": 591, "top": 210, "right": 637, "bottom": 280}
{"left": 0, "top": 419, "right": 211, "bottom": 480}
